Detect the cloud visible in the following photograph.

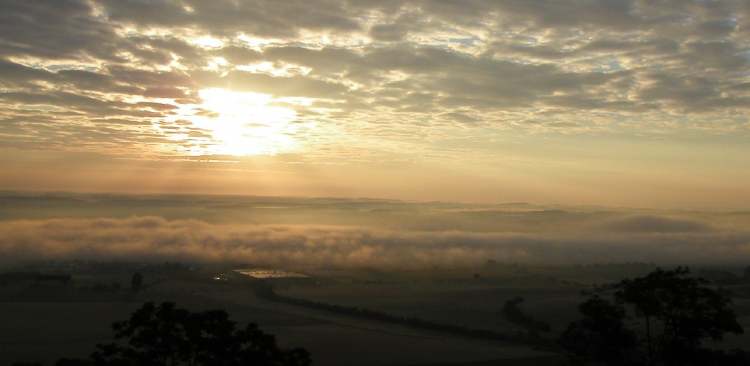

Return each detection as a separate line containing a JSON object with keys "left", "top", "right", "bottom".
{"left": 598, "top": 215, "right": 713, "bottom": 233}
{"left": 196, "top": 70, "right": 349, "bottom": 99}
{"left": 0, "top": 0, "right": 748, "bottom": 170}
{"left": 1, "top": 215, "right": 748, "bottom": 269}
{"left": 0, "top": 0, "right": 125, "bottom": 61}
{"left": 98, "top": 0, "right": 362, "bottom": 38}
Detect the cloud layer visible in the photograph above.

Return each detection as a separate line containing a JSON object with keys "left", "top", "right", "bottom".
{"left": 2, "top": 215, "right": 748, "bottom": 269}
{"left": 1, "top": 0, "right": 749, "bottom": 160}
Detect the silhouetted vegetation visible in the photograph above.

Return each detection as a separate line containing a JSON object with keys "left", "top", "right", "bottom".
{"left": 32, "top": 302, "right": 311, "bottom": 366}
{"left": 560, "top": 295, "right": 639, "bottom": 364}
{"left": 502, "top": 297, "right": 551, "bottom": 336}
{"left": 254, "top": 282, "right": 551, "bottom": 347}
{"left": 560, "top": 267, "right": 748, "bottom": 365}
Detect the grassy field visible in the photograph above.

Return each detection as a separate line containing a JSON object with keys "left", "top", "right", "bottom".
{"left": 0, "top": 264, "right": 560, "bottom": 366}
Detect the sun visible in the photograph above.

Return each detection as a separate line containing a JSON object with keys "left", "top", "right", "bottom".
{"left": 188, "top": 88, "right": 300, "bottom": 156}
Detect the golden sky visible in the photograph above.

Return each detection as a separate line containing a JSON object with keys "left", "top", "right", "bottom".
{"left": 1, "top": 0, "right": 749, "bottom": 209}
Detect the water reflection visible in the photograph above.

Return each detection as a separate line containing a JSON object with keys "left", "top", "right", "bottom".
{"left": 234, "top": 268, "right": 309, "bottom": 279}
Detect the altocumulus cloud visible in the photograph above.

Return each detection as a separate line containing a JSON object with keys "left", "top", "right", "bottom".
{"left": 1, "top": 216, "right": 749, "bottom": 268}
{"left": 1, "top": 0, "right": 749, "bottom": 160}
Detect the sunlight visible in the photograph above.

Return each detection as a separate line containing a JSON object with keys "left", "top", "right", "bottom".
{"left": 189, "top": 35, "right": 224, "bottom": 49}
{"left": 189, "top": 88, "right": 300, "bottom": 156}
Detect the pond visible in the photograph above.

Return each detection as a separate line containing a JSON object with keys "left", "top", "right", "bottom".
{"left": 234, "top": 268, "right": 309, "bottom": 279}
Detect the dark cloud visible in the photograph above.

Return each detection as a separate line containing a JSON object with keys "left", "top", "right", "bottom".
{"left": 0, "top": 91, "right": 121, "bottom": 113}
{"left": 97, "top": 0, "right": 362, "bottom": 38}
{"left": 142, "top": 86, "right": 190, "bottom": 99}
{"left": 0, "top": 0, "right": 122, "bottom": 60}
{"left": 368, "top": 11, "right": 430, "bottom": 42}
{"left": 685, "top": 41, "right": 749, "bottom": 71}
{"left": 0, "top": 59, "right": 55, "bottom": 86}
{"left": 218, "top": 46, "right": 264, "bottom": 65}
{"left": 370, "top": 23, "right": 409, "bottom": 42}
{"left": 489, "top": 0, "right": 643, "bottom": 30}
{"left": 696, "top": 19, "right": 737, "bottom": 38}
{"left": 638, "top": 73, "right": 750, "bottom": 112}
{"left": 106, "top": 65, "right": 193, "bottom": 88}
{"left": 249, "top": 44, "right": 622, "bottom": 109}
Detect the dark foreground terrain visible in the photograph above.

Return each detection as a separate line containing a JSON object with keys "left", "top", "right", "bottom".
{"left": 2, "top": 262, "right": 750, "bottom": 365}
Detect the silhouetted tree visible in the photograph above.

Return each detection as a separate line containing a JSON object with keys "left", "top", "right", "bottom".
{"left": 130, "top": 272, "right": 143, "bottom": 292}
{"left": 560, "top": 267, "right": 745, "bottom": 366}
{"left": 52, "top": 302, "right": 311, "bottom": 366}
{"left": 559, "top": 295, "right": 637, "bottom": 365}
{"left": 614, "top": 267, "right": 743, "bottom": 365}
{"left": 502, "top": 297, "right": 551, "bottom": 336}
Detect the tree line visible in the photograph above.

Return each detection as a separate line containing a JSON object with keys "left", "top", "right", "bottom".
{"left": 253, "top": 282, "right": 552, "bottom": 347}
{"left": 14, "top": 302, "right": 310, "bottom": 366}
{"left": 559, "top": 267, "right": 749, "bottom": 365}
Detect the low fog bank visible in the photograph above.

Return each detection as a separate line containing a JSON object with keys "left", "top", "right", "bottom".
{"left": 1, "top": 192, "right": 748, "bottom": 268}
{"left": 1, "top": 214, "right": 748, "bottom": 269}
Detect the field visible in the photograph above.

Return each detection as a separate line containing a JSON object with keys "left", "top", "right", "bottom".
{"left": 0, "top": 263, "right": 559, "bottom": 366}
{"left": 2, "top": 261, "right": 749, "bottom": 365}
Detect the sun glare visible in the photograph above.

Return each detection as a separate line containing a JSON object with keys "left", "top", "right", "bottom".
{"left": 188, "top": 88, "right": 300, "bottom": 156}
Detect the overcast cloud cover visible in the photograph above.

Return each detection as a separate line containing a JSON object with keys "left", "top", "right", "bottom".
{"left": 1, "top": 0, "right": 749, "bottom": 154}
{"left": 1, "top": 1, "right": 749, "bottom": 207}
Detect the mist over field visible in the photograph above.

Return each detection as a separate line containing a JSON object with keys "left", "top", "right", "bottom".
{"left": 3, "top": 192, "right": 749, "bottom": 268}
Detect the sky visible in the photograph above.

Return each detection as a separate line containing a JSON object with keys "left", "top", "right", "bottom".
{"left": 1, "top": 0, "right": 749, "bottom": 209}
